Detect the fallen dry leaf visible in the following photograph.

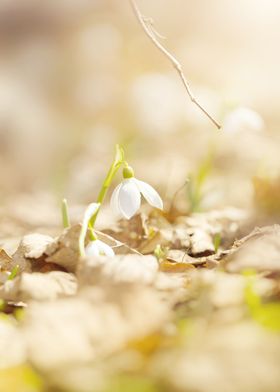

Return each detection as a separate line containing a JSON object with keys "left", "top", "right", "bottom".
{"left": 224, "top": 225, "right": 280, "bottom": 272}
{"left": 78, "top": 254, "right": 159, "bottom": 286}
{"left": 21, "top": 283, "right": 168, "bottom": 372}
{"left": 0, "top": 271, "right": 77, "bottom": 302}
{"left": 0, "top": 249, "right": 12, "bottom": 272}
{"left": 45, "top": 225, "right": 82, "bottom": 273}
{"left": 11, "top": 233, "right": 55, "bottom": 273}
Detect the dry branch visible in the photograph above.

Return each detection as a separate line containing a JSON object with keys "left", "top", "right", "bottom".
{"left": 129, "top": 0, "right": 221, "bottom": 129}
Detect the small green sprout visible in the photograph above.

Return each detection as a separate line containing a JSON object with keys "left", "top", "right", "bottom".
{"left": 187, "top": 150, "right": 214, "bottom": 212}
{"left": 244, "top": 271, "right": 280, "bottom": 332}
{"left": 154, "top": 244, "right": 168, "bottom": 262}
{"left": 61, "top": 198, "right": 70, "bottom": 229}
{"left": 8, "top": 265, "right": 19, "bottom": 281}
{"left": 213, "top": 233, "right": 221, "bottom": 253}
{"left": 0, "top": 299, "right": 5, "bottom": 312}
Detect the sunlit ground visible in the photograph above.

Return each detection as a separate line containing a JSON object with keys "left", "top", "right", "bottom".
{"left": 1, "top": 1, "right": 280, "bottom": 391}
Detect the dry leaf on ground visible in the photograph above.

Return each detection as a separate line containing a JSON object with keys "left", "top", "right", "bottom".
{"left": 0, "top": 271, "right": 77, "bottom": 302}
{"left": 224, "top": 225, "right": 280, "bottom": 272}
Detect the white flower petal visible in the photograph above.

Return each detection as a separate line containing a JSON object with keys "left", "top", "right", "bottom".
{"left": 85, "top": 241, "right": 100, "bottom": 257}
{"left": 85, "top": 240, "right": 114, "bottom": 257}
{"left": 96, "top": 240, "right": 115, "bottom": 257}
{"left": 79, "top": 203, "right": 100, "bottom": 257}
{"left": 110, "top": 182, "right": 122, "bottom": 215}
{"left": 118, "top": 179, "right": 141, "bottom": 219}
{"left": 134, "top": 179, "right": 163, "bottom": 210}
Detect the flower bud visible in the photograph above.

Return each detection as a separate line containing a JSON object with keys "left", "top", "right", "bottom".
{"left": 123, "top": 166, "right": 134, "bottom": 179}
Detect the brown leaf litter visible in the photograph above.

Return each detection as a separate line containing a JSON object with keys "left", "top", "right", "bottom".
{"left": 1, "top": 206, "right": 280, "bottom": 392}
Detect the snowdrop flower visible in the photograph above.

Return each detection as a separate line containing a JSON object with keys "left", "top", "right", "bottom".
{"left": 85, "top": 239, "right": 115, "bottom": 257}
{"left": 223, "top": 107, "right": 264, "bottom": 134}
{"left": 110, "top": 166, "right": 163, "bottom": 219}
{"left": 79, "top": 202, "right": 115, "bottom": 257}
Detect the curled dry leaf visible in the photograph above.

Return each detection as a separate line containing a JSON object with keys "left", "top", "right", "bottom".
{"left": 159, "top": 250, "right": 195, "bottom": 273}
{"left": 103, "top": 210, "right": 219, "bottom": 258}
{"left": 45, "top": 225, "right": 82, "bottom": 273}
{"left": 11, "top": 233, "right": 55, "bottom": 273}
{"left": 103, "top": 212, "right": 181, "bottom": 255}
{"left": 139, "top": 227, "right": 192, "bottom": 254}
{"left": 176, "top": 207, "right": 248, "bottom": 250}
{"left": 0, "top": 248, "right": 12, "bottom": 270}
{"left": 96, "top": 230, "right": 141, "bottom": 255}
{"left": 0, "top": 249, "right": 12, "bottom": 283}
{"left": 108, "top": 208, "right": 247, "bottom": 260}
{"left": 224, "top": 225, "right": 280, "bottom": 273}
{"left": 78, "top": 254, "right": 159, "bottom": 286}
{"left": 103, "top": 213, "right": 148, "bottom": 249}
{"left": 45, "top": 224, "right": 139, "bottom": 274}
{"left": 188, "top": 228, "right": 215, "bottom": 257}
{"left": 0, "top": 271, "right": 77, "bottom": 302}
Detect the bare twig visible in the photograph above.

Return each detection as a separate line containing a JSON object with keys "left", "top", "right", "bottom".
{"left": 143, "top": 16, "right": 166, "bottom": 39}
{"left": 129, "top": 0, "right": 221, "bottom": 129}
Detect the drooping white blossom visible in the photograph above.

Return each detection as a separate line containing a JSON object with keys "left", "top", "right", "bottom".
{"left": 85, "top": 239, "right": 115, "bottom": 257}
{"left": 110, "top": 177, "right": 163, "bottom": 219}
{"left": 79, "top": 202, "right": 100, "bottom": 258}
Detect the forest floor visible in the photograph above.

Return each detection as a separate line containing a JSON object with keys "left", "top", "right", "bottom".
{"left": 0, "top": 193, "right": 280, "bottom": 392}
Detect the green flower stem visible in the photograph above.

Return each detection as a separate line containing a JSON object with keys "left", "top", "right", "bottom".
{"left": 79, "top": 203, "right": 100, "bottom": 257}
{"left": 79, "top": 145, "right": 125, "bottom": 256}
{"left": 89, "top": 144, "right": 125, "bottom": 230}
{"left": 61, "top": 198, "right": 70, "bottom": 228}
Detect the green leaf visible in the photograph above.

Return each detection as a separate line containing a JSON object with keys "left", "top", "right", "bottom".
{"left": 0, "top": 364, "right": 43, "bottom": 392}
{"left": 104, "top": 375, "right": 158, "bottom": 392}
{"left": 253, "top": 303, "right": 280, "bottom": 332}
{"left": 245, "top": 275, "right": 280, "bottom": 332}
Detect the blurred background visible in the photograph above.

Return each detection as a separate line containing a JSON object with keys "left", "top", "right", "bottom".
{"left": 1, "top": 0, "right": 280, "bottom": 229}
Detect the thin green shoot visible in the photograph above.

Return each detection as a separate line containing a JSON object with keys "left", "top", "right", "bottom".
{"left": 8, "top": 265, "right": 19, "bottom": 281}
{"left": 154, "top": 244, "right": 168, "bottom": 262}
{"left": 79, "top": 203, "right": 100, "bottom": 257}
{"left": 89, "top": 144, "right": 125, "bottom": 229}
{"left": 61, "top": 198, "right": 70, "bottom": 228}
{"left": 0, "top": 299, "right": 5, "bottom": 312}
{"left": 213, "top": 233, "right": 221, "bottom": 253}
{"left": 187, "top": 150, "right": 214, "bottom": 212}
